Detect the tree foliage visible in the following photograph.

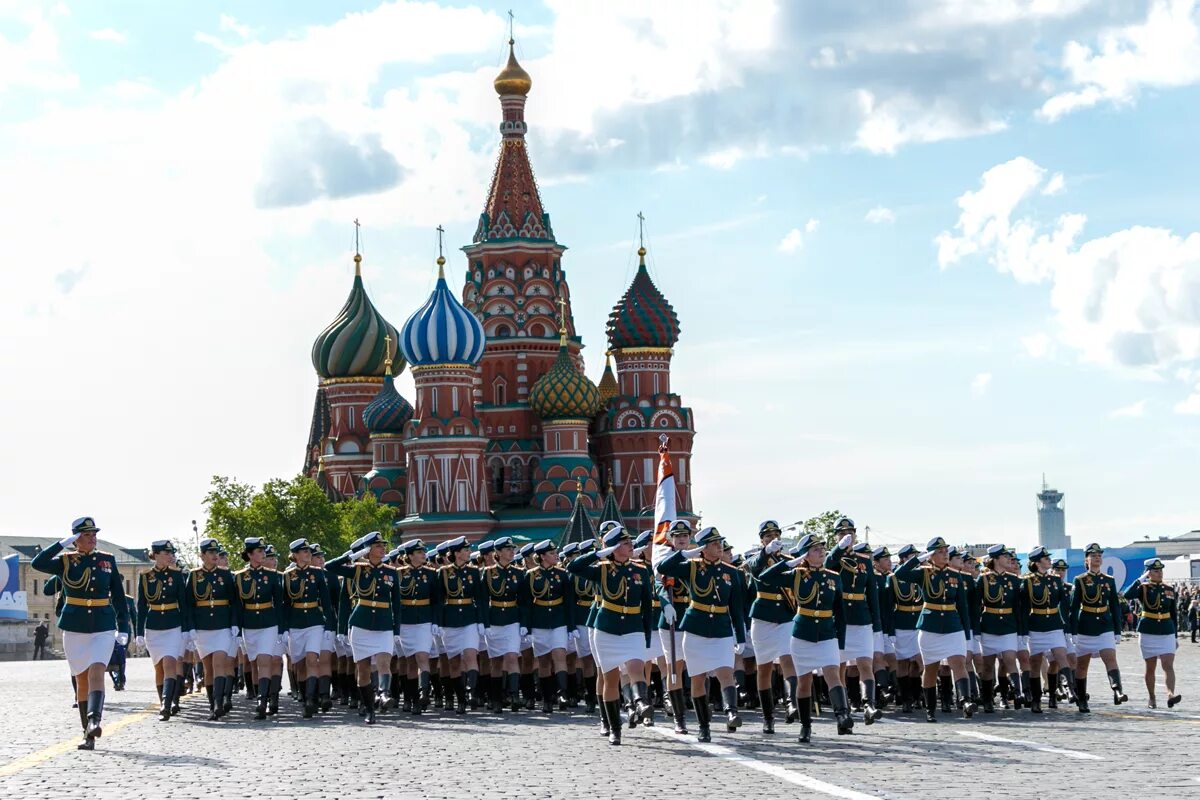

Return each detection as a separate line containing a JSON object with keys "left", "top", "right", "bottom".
{"left": 800, "top": 509, "right": 845, "bottom": 549}
{"left": 201, "top": 474, "right": 396, "bottom": 563}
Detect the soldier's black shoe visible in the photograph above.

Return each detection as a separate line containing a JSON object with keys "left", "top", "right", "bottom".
{"left": 864, "top": 702, "right": 879, "bottom": 725}
{"left": 798, "top": 724, "right": 812, "bottom": 743}
{"left": 267, "top": 696, "right": 279, "bottom": 716}
{"left": 86, "top": 716, "right": 102, "bottom": 740}
{"left": 762, "top": 716, "right": 775, "bottom": 734}
{"left": 963, "top": 699, "right": 977, "bottom": 718}
{"left": 160, "top": 705, "right": 172, "bottom": 722}
{"left": 1113, "top": 689, "right": 1127, "bottom": 705}
{"left": 626, "top": 704, "right": 639, "bottom": 730}
{"left": 1168, "top": 694, "right": 1183, "bottom": 708}
{"left": 77, "top": 735, "right": 94, "bottom": 751}
{"left": 785, "top": 700, "right": 799, "bottom": 724}
{"left": 254, "top": 699, "right": 267, "bottom": 720}
{"left": 637, "top": 698, "right": 654, "bottom": 727}
{"left": 1047, "top": 693, "right": 1057, "bottom": 709}
{"left": 207, "top": 707, "right": 219, "bottom": 721}
{"left": 303, "top": 700, "right": 315, "bottom": 719}
{"left": 924, "top": 686, "right": 938, "bottom": 722}
{"left": 725, "top": 709, "right": 742, "bottom": 732}
{"left": 604, "top": 701, "right": 622, "bottom": 745}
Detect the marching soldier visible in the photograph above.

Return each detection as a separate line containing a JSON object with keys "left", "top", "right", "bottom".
{"left": 31, "top": 517, "right": 131, "bottom": 750}
{"left": 326, "top": 531, "right": 401, "bottom": 724}
{"left": 520, "top": 540, "right": 577, "bottom": 712}
{"left": 1069, "top": 543, "right": 1126, "bottom": 712}
{"left": 872, "top": 547, "right": 898, "bottom": 709}
{"left": 656, "top": 526, "right": 747, "bottom": 742}
{"left": 1124, "top": 558, "right": 1181, "bottom": 708}
{"left": 976, "top": 544, "right": 1025, "bottom": 712}
{"left": 757, "top": 534, "right": 850, "bottom": 742}
{"left": 568, "top": 526, "right": 654, "bottom": 746}
{"left": 825, "top": 521, "right": 882, "bottom": 724}
{"left": 309, "top": 544, "right": 338, "bottom": 712}
{"left": 745, "top": 520, "right": 799, "bottom": 734}
{"left": 656, "top": 521, "right": 693, "bottom": 734}
{"left": 565, "top": 541, "right": 600, "bottom": 714}
{"left": 889, "top": 544, "right": 923, "bottom": 712}
{"left": 283, "top": 539, "right": 335, "bottom": 717}
{"left": 483, "top": 537, "right": 524, "bottom": 712}
{"left": 1021, "top": 546, "right": 1077, "bottom": 712}
{"left": 235, "top": 537, "right": 287, "bottom": 719}
{"left": 894, "top": 537, "right": 977, "bottom": 722}
{"left": 136, "top": 540, "right": 190, "bottom": 721}
{"left": 397, "top": 539, "right": 439, "bottom": 714}
{"left": 437, "top": 536, "right": 486, "bottom": 714}
{"left": 188, "top": 537, "right": 239, "bottom": 720}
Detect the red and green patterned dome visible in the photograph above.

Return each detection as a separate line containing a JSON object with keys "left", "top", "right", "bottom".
{"left": 362, "top": 373, "right": 413, "bottom": 434}
{"left": 530, "top": 341, "right": 601, "bottom": 420}
{"left": 606, "top": 248, "right": 680, "bottom": 350}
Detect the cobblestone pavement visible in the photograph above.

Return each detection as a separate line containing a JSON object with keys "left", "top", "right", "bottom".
{"left": 1, "top": 637, "right": 1197, "bottom": 799}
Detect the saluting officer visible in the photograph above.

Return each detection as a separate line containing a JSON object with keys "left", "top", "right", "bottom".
{"left": 1124, "top": 558, "right": 1181, "bottom": 708}
{"left": 31, "top": 517, "right": 131, "bottom": 750}
{"left": 826, "top": 521, "right": 883, "bottom": 724}
{"left": 326, "top": 531, "right": 401, "bottom": 724}
{"left": 396, "top": 539, "right": 440, "bottom": 714}
{"left": 564, "top": 541, "right": 599, "bottom": 714}
{"left": 745, "top": 520, "right": 799, "bottom": 733}
{"left": 872, "top": 546, "right": 897, "bottom": 710}
{"left": 568, "top": 526, "right": 655, "bottom": 746}
{"left": 976, "top": 544, "right": 1026, "bottom": 712}
{"left": 188, "top": 537, "right": 240, "bottom": 720}
{"left": 308, "top": 544, "right": 338, "bottom": 712}
{"left": 137, "top": 540, "right": 190, "bottom": 721}
{"left": 888, "top": 544, "right": 923, "bottom": 712}
{"left": 283, "top": 538, "right": 335, "bottom": 718}
{"left": 235, "top": 537, "right": 287, "bottom": 719}
{"left": 520, "top": 539, "right": 577, "bottom": 712}
{"left": 1069, "top": 543, "right": 1126, "bottom": 712}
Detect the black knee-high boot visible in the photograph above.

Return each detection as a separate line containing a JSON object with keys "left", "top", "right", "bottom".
{"left": 863, "top": 678, "right": 879, "bottom": 723}
{"left": 693, "top": 694, "right": 711, "bottom": 742}
{"left": 798, "top": 694, "right": 813, "bottom": 743}
{"left": 722, "top": 684, "right": 741, "bottom": 730}
{"left": 938, "top": 674, "right": 953, "bottom": 711}
{"left": 255, "top": 677, "right": 270, "bottom": 718}
{"left": 556, "top": 670, "right": 569, "bottom": 710}
{"left": 956, "top": 677, "right": 976, "bottom": 716}
{"left": 76, "top": 702, "right": 93, "bottom": 750}
{"left": 86, "top": 690, "right": 104, "bottom": 740}
{"left": 924, "top": 685, "right": 938, "bottom": 722}
{"left": 604, "top": 699, "right": 622, "bottom": 745}
{"left": 980, "top": 677, "right": 995, "bottom": 712}
{"left": 205, "top": 684, "right": 215, "bottom": 718}
{"left": 506, "top": 672, "right": 521, "bottom": 711}
{"left": 212, "top": 676, "right": 227, "bottom": 719}
{"left": 268, "top": 673, "right": 282, "bottom": 715}
{"left": 1108, "top": 669, "right": 1127, "bottom": 704}
{"left": 1029, "top": 676, "right": 1043, "bottom": 713}
{"left": 668, "top": 688, "right": 688, "bottom": 734}
{"left": 598, "top": 692, "right": 611, "bottom": 736}
{"left": 760, "top": 687, "right": 775, "bottom": 733}
{"left": 303, "top": 676, "right": 318, "bottom": 717}
{"left": 419, "top": 670, "right": 431, "bottom": 710}
{"left": 785, "top": 674, "right": 799, "bottom": 722}
{"left": 318, "top": 674, "right": 332, "bottom": 711}
{"left": 360, "top": 684, "right": 376, "bottom": 724}
{"left": 831, "top": 684, "right": 853, "bottom": 734}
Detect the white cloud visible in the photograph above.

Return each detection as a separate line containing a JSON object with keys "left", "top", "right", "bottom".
{"left": 1110, "top": 400, "right": 1147, "bottom": 418}
{"left": 1042, "top": 172, "right": 1065, "bottom": 195}
{"left": 219, "top": 14, "right": 254, "bottom": 39}
{"left": 88, "top": 28, "right": 128, "bottom": 44}
{"left": 971, "top": 372, "right": 993, "bottom": 395}
{"left": 1022, "top": 332, "right": 1053, "bottom": 359}
{"left": 1176, "top": 384, "right": 1200, "bottom": 414}
{"left": 777, "top": 219, "right": 818, "bottom": 254}
{"left": 1040, "top": 0, "right": 1200, "bottom": 121}
{"left": 0, "top": 5, "right": 77, "bottom": 93}
{"left": 865, "top": 205, "right": 895, "bottom": 224}
{"left": 939, "top": 157, "right": 1200, "bottom": 408}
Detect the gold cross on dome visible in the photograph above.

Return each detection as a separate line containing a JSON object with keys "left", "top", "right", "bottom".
{"left": 556, "top": 294, "right": 567, "bottom": 331}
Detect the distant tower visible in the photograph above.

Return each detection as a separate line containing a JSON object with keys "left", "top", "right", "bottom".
{"left": 1037, "top": 475, "right": 1068, "bottom": 549}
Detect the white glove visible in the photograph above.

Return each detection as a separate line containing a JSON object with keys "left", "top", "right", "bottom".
{"left": 519, "top": 627, "right": 529, "bottom": 637}
{"left": 597, "top": 545, "right": 619, "bottom": 559}
{"left": 336, "top": 633, "right": 348, "bottom": 646}
{"left": 838, "top": 533, "right": 853, "bottom": 550}
{"left": 918, "top": 552, "right": 932, "bottom": 563}
{"left": 185, "top": 633, "right": 197, "bottom": 652}
{"left": 394, "top": 634, "right": 403, "bottom": 647}
{"left": 786, "top": 557, "right": 804, "bottom": 568}
{"left": 230, "top": 626, "right": 240, "bottom": 639}
{"left": 116, "top": 632, "right": 129, "bottom": 646}
{"left": 134, "top": 635, "right": 146, "bottom": 648}
{"left": 430, "top": 625, "right": 441, "bottom": 638}
{"left": 661, "top": 603, "right": 677, "bottom": 625}
{"left": 733, "top": 643, "right": 744, "bottom": 655}
{"left": 350, "top": 548, "right": 369, "bottom": 560}
{"left": 278, "top": 632, "right": 289, "bottom": 647}
{"left": 764, "top": 539, "right": 783, "bottom": 555}
{"left": 683, "top": 547, "right": 703, "bottom": 559}
{"left": 567, "top": 629, "right": 579, "bottom": 641}
{"left": 476, "top": 623, "right": 486, "bottom": 638}
{"left": 58, "top": 532, "right": 81, "bottom": 548}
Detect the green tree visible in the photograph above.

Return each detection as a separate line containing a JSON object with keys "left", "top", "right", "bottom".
{"left": 801, "top": 509, "right": 845, "bottom": 549}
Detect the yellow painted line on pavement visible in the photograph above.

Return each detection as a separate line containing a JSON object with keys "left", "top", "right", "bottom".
{"left": 0, "top": 694, "right": 203, "bottom": 778}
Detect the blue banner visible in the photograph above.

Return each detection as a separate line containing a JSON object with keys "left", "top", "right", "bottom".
{"left": 0, "top": 553, "right": 28, "bottom": 621}
{"left": 1045, "top": 547, "right": 1157, "bottom": 593}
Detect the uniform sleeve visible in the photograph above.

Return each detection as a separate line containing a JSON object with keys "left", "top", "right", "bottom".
{"left": 867, "top": 570, "right": 881, "bottom": 628}
{"left": 1122, "top": 581, "right": 1141, "bottom": 602}
{"left": 564, "top": 570, "right": 576, "bottom": 633}
{"left": 730, "top": 570, "right": 746, "bottom": 645}
{"left": 756, "top": 559, "right": 794, "bottom": 590}
{"left": 879, "top": 575, "right": 896, "bottom": 636}
{"left": 894, "top": 555, "right": 921, "bottom": 582}
{"left": 1015, "top": 577, "right": 1029, "bottom": 637}
{"left": 641, "top": 569, "right": 653, "bottom": 647}
{"left": 110, "top": 562, "right": 129, "bottom": 635}
{"left": 566, "top": 552, "right": 602, "bottom": 582}
{"left": 654, "top": 549, "right": 687, "bottom": 580}
{"left": 392, "top": 569, "right": 402, "bottom": 635}
{"left": 957, "top": 576, "right": 972, "bottom": 635}
{"left": 136, "top": 573, "right": 148, "bottom": 637}
{"left": 31, "top": 541, "right": 64, "bottom": 575}
{"left": 517, "top": 571, "right": 533, "bottom": 630}
{"left": 178, "top": 572, "right": 193, "bottom": 633}
{"left": 273, "top": 573, "right": 288, "bottom": 633}
{"left": 43, "top": 576, "right": 60, "bottom": 594}
{"left": 325, "top": 554, "right": 355, "bottom": 578}
{"left": 1108, "top": 578, "right": 1122, "bottom": 636}
{"left": 834, "top": 584, "right": 847, "bottom": 651}
{"left": 319, "top": 572, "right": 336, "bottom": 631}
{"left": 1068, "top": 577, "right": 1081, "bottom": 635}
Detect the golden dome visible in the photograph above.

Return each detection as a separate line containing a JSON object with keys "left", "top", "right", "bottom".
{"left": 494, "top": 39, "right": 532, "bottom": 97}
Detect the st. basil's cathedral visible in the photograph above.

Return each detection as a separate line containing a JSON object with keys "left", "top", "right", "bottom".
{"left": 302, "top": 42, "right": 696, "bottom": 545}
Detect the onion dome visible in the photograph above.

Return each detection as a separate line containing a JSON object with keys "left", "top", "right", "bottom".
{"left": 400, "top": 255, "right": 486, "bottom": 367}
{"left": 530, "top": 332, "right": 601, "bottom": 420}
{"left": 597, "top": 351, "right": 618, "bottom": 404}
{"left": 494, "top": 39, "right": 532, "bottom": 96}
{"left": 312, "top": 253, "right": 404, "bottom": 379}
{"left": 362, "top": 342, "right": 413, "bottom": 434}
{"left": 606, "top": 247, "right": 680, "bottom": 350}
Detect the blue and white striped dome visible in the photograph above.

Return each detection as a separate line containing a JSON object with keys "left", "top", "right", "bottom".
{"left": 400, "top": 258, "right": 486, "bottom": 367}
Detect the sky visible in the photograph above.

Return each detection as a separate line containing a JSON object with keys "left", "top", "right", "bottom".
{"left": 2, "top": 0, "right": 1198, "bottom": 553}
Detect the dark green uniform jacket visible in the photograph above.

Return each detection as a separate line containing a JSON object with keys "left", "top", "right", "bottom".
{"left": 32, "top": 542, "right": 130, "bottom": 634}
{"left": 888, "top": 572, "right": 922, "bottom": 632}
{"left": 825, "top": 545, "right": 879, "bottom": 629}
{"left": 136, "top": 566, "right": 191, "bottom": 636}
{"left": 186, "top": 566, "right": 239, "bottom": 631}
{"left": 282, "top": 565, "right": 334, "bottom": 631}
{"left": 894, "top": 556, "right": 971, "bottom": 634}
{"left": 746, "top": 549, "right": 796, "bottom": 624}
{"left": 437, "top": 564, "right": 485, "bottom": 629}
{"left": 567, "top": 552, "right": 654, "bottom": 644}
{"left": 234, "top": 566, "right": 287, "bottom": 632}
{"left": 396, "top": 564, "right": 440, "bottom": 626}
{"left": 326, "top": 556, "right": 401, "bottom": 634}
{"left": 571, "top": 571, "right": 596, "bottom": 629}
{"left": 655, "top": 550, "right": 747, "bottom": 643}
{"left": 757, "top": 561, "right": 845, "bottom": 647}
{"left": 976, "top": 570, "right": 1023, "bottom": 636}
{"left": 1069, "top": 570, "right": 1121, "bottom": 637}
{"left": 483, "top": 563, "right": 524, "bottom": 627}
{"left": 519, "top": 565, "right": 576, "bottom": 631}
{"left": 1022, "top": 571, "right": 1067, "bottom": 633}
{"left": 873, "top": 569, "right": 894, "bottom": 635}
{"left": 1124, "top": 580, "right": 1177, "bottom": 636}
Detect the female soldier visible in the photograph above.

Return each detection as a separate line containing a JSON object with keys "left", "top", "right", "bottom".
{"left": 520, "top": 540, "right": 577, "bottom": 712}
{"left": 31, "top": 517, "right": 131, "bottom": 750}
{"left": 136, "top": 540, "right": 190, "bottom": 721}
{"left": 437, "top": 536, "right": 486, "bottom": 714}
{"left": 1022, "top": 546, "right": 1077, "bottom": 712}
{"left": 397, "top": 539, "right": 440, "bottom": 714}
{"left": 188, "top": 537, "right": 239, "bottom": 720}
{"left": 745, "top": 520, "right": 800, "bottom": 734}
{"left": 282, "top": 538, "right": 334, "bottom": 718}
{"left": 976, "top": 544, "right": 1025, "bottom": 713}
{"left": 326, "top": 531, "right": 401, "bottom": 724}
{"left": 1123, "top": 558, "right": 1181, "bottom": 709}
{"left": 483, "top": 537, "right": 524, "bottom": 712}
{"left": 308, "top": 544, "right": 337, "bottom": 713}
{"left": 894, "top": 537, "right": 977, "bottom": 722}
{"left": 1069, "top": 543, "right": 1126, "bottom": 712}
{"left": 234, "top": 537, "right": 287, "bottom": 719}
{"left": 756, "top": 533, "right": 850, "bottom": 743}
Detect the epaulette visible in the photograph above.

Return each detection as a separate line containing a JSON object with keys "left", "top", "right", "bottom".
{"left": 821, "top": 568, "right": 839, "bottom": 576}
{"left": 94, "top": 550, "right": 113, "bottom": 557}
{"left": 353, "top": 560, "right": 372, "bottom": 568}
{"left": 233, "top": 567, "right": 249, "bottom": 576}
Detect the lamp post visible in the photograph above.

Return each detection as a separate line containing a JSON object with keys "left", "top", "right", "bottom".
{"left": 191, "top": 519, "right": 200, "bottom": 552}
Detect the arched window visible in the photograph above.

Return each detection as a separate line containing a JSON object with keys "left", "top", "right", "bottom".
{"left": 496, "top": 324, "right": 512, "bottom": 338}
{"left": 529, "top": 323, "right": 545, "bottom": 337}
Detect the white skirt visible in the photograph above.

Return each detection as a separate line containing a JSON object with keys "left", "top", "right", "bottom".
{"left": 243, "top": 626, "right": 281, "bottom": 660}
{"left": 918, "top": 630, "right": 966, "bottom": 663}
{"left": 1139, "top": 633, "right": 1177, "bottom": 659}
{"left": 1064, "top": 634, "right": 1076, "bottom": 655}
{"left": 657, "top": 629, "right": 683, "bottom": 663}
{"left": 840, "top": 624, "right": 874, "bottom": 662}
{"left": 682, "top": 633, "right": 733, "bottom": 675}
{"left": 288, "top": 625, "right": 324, "bottom": 660}
{"left": 885, "top": 634, "right": 897, "bottom": 656}
{"left": 1018, "top": 635, "right": 1031, "bottom": 653}
{"left": 750, "top": 619, "right": 792, "bottom": 664}
{"left": 1029, "top": 629, "right": 1067, "bottom": 655}
{"left": 533, "top": 626, "right": 568, "bottom": 657}
{"left": 791, "top": 637, "right": 840, "bottom": 674}
{"left": 1076, "top": 632, "right": 1115, "bottom": 656}
{"left": 592, "top": 630, "right": 647, "bottom": 673}
{"left": 320, "top": 629, "right": 335, "bottom": 654}
{"left": 145, "top": 627, "right": 183, "bottom": 664}
{"left": 981, "top": 633, "right": 1018, "bottom": 656}
{"left": 574, "top": 628, "right": 593, "bottom": 658}
{"left": 334, "top": 635, "right": 350, "bottom": 658}
{"left": 63, "top": 630, "right": 116, "bottom": 675}
{"left": 895, "top": 629, "right": 920, "bottom": 660}
{"left": 400, "top": 624, "right": 433, "bottom": 656}
{"left": 485, "top": 623, "right": 520, "bottom": 656}
{"left": 969, "top": 635, "right": 983, "bottom": 656}
{"left": 349, "top": 626, "right": 392, "bottom": 662}
{"left": 194, "top": 628, "right": 235, "bottom": 660}
{"left": 442, "top": 625, "right": 480, "bottom": 658}
{"left": 873, "top": 630, "right": 886, "bottom": 655}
